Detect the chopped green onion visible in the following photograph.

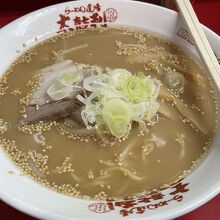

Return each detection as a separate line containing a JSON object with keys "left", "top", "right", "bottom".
{"left": 47, "top": 80, "right": 72, "bottom": 100}
{"left": 108, "top": 68, "right": 132, "bottom": 89}
{"left": 58, "top": 71, "right": 81, "bottom": 86}
{"left": 76, "top": 68, "right": 161, "bottom": 138}
{"left": 47, "top": 71, "right": 82, "bottom": 100}
{"left": 103, "top": 98, "right": 132, "bottom": 138}
{"left": 123, "top": 75, "right": 156, "bottom": 103}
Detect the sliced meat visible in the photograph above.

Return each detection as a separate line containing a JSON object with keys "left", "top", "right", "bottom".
{"left": 20, "top": 97, "right": 82, "bottom": 125}
{"left": 20, "top": 60, "right": 102, "bottom": 125}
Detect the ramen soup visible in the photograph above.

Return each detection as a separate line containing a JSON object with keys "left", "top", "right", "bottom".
{"left": 0, "top": 28, "right": 217, "bottom": 200}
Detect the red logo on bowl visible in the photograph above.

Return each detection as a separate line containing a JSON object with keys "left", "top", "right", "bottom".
{"left": 56, "top": 3, "right": 118, "bottom": 33}
{"left": 88, "top": 179, "right": 189, "bottom": 217}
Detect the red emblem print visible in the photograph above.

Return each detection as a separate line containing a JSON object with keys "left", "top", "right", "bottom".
{"left": 89, "top": 202, "right": 113, "bottom": 213}
{"left": 104, "top": 8, "right": 118, "bottom": 22}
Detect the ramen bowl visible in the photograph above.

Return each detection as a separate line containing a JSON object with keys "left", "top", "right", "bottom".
{"left": 0, "top": 0, "right": 220, "bottom": 219}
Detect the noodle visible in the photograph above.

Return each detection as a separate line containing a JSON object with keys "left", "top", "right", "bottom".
{"left": 105, "top": 166, "right": 144, "bottom": 181}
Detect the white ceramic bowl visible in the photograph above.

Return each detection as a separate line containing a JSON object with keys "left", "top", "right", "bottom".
{"left": 0, "top": 1, "right": 220, "bottom": 219}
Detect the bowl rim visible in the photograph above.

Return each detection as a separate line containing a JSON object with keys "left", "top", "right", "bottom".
{"left": 0, "top": 1, "right": 220, "bottom": 220}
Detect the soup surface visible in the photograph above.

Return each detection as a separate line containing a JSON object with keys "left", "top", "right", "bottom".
{"left": 0, "top": 28, "right": 217, "bottom": 200}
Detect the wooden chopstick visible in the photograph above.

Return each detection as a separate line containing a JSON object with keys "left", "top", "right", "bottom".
{"left": 175, "top": 0, "right": 220, "bottom": 90}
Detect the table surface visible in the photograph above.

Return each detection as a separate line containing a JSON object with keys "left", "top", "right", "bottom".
{"left": 0, "top": 0, "right": 220, "bottom": 219}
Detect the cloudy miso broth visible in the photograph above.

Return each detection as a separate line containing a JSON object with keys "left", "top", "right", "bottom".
{"left": 0, "top": 28, "right": 217, "bottom": 200}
